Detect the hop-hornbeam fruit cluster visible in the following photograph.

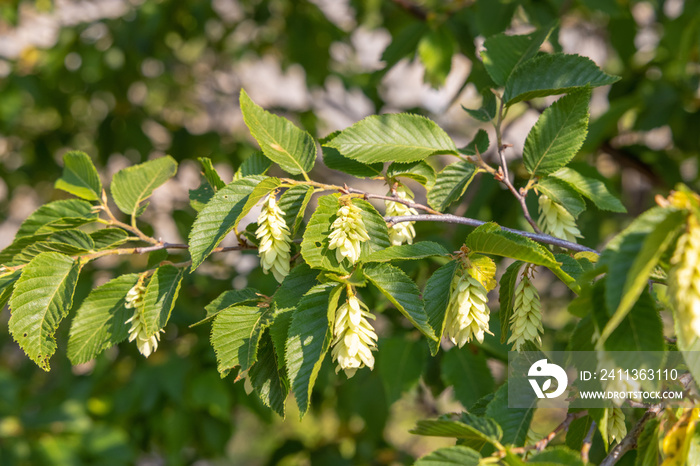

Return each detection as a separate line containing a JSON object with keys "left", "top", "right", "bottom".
{"left": 444, "top": 261, "right": 493, "bottom": 347}
{"left": 331, "top": 289, "right": 377, "bottom": 378}
{"left": 597, "top": 352, "right": 641, "bottom": 406}
{"left": 385, "top": 185, "right": 418, "bottom": 246}
{"left": 508, "top": 271, "right": 543, "bottom": 351}
{"left": 537, "top": 194, "right": 582, "bottom": 243}
{"left": 256, "top": 193, "right": 292, "bottom": 283}
{"left": 669, "top": 213, "right": 700, "bottom": 345}
{"left": 605, "top": 407, "right": 627, "bottom": 444}
{"left": 124, "top": 276, "right": 162, "bottom": 358}
{"left": 328, "top": 201, "right": 370, "bottom": 265}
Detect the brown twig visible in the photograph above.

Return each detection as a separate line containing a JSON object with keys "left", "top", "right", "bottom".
{"left": 345, "top": 187, "right": 441, "bottom": 215}
{"left": 599, "top": 405, "right": 663, "bottom": 466}
{"left": 582, "top": 421, "right": 596, "bottom": 463}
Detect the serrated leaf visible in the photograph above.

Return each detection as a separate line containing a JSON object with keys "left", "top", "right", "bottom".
{"left": 598, "top": 208, "right": 685, "bottom": 345}
{"left": 380, "top": 22, "right": 428, "bottom": 71}
{"left": 90, "top": 228, "right": 129, "bottom": 250}
{"left": 67, "top": 274, "right": 140, "bottom": 365}
{"left": 427, "top": 161, "right": 478, "bottom": 212}
{"left": 189, "top": 178, "right": 215, "bottom": 212}
{"left": 211, "top": 304, "right": 273, "bottom": 376}
{"left": 551, "top": 167, "right": 626, "bottom": 212}
{"left": 279, "top": 185, "right": 314, "bottom": 236}
{"left": 355, "top": 199, "right": 391, "bottom": 259}
{"left": 364, "top": 263, "right": 436, "bottom": 341}
{"left": 635, "top": 418, "right": 660, "bottom": 466}
{"left": 16, "top": 230, "right": 96, "bottom": 263}
{"left": 462, "top": 90, "right": 496, "bottom": 123}
{"left": 465, "top": 223, "right": 559, "bottom": 268}
{"left": 324, "top": 113, "right": 457, "bottom": 164}
{"left": 503, "top": 53, "right": 620, "bottom": 105}
{"left": 481, "top": 27, "right": 553, "bottom": 86}
{"left": 0, "top": 234, "right": 50, "bottom": 266}
{"left": 110, "top": 156, "right": 177, "bottom": 218}
{"left": 411, "top": 415, "right": 502, "bottom": 446}
{"left": 236, "top": 177, "right": 281, "bottom": 230}
{"left": 300, "top": 194, "right": 350, "bottom": 274}
{"left": 486, "top": 383, "right": 534, "bottom": 446}
{"left": 188, "top": 176, "right": 263, "bottom": 271}
{"left": 322, "top": 146, "right": 383, "bottom": 178}
{"left": 364, "top": 242, "right": 449, "bottom": 263}
{"left": 377, "top": 337, "right": 427, "bottom": 405}
{"left": 190, "top": 288, "right": 261, "bottom": 327}
{"left": 424, "top": 260, "right": 459, "bottom": 355}
{"left": 0, "top": 271, "right": 21, "bottom": 310}
{"left": 457, "top": 129, "right": 490, "bottom": 156}
{"left": 536, "top": 177, "right": 586, "bottom": 218}
{"left": 441, "top": 347, "right": 495, "bottom": 408}
{"left": 15, "top": 199, "right": 97, "bottom": 239}
{"left": 140, "top": 265, "right": 185, "bottom": 336}
{"left": 528, "top": 447, "right": 584, "bottom": 465}
{"left": 415, "top": 446, "right": 481, "bottom": 466}
{"left": 285, "top": 284, "right": 338, "bottom": 416}
{"left": 9, "top": 252, "right": 81, "bottom": 370}
{"left": 523, "top": 89, "right": 591, "bottom": 176}
{"left": 234, "top": 152, "right": 273, "bottom": 181}
{"left": 499, "top": 261, "right": 524, "bottom": 343}
{"left": 240, "top": 89, "right": 316, "bottom": 176}
{"left": 54, "top": 151, "right": 102, "bottom": 201}
{"left": 198, "top": 157, "right": 225, "bottom": 190}
{"left": 387, "top": 161, "right": 436, "bottom": 188}
{"left": 418, "top": 27, "right": 455, "bottom": 88}
{"left": 249, "top": 331, "right": 287, "bottom": 417}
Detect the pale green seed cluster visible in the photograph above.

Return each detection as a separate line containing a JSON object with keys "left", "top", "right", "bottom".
{"left": 328, "top": 202, "right": 370, "bottom": 265}
{"left": 597, "top": 352, "right": 641, "bottom": 406}
{"left": 606, "top": 407, "right": 627, "bottom": 444}
{"left": 256, "top": 194, "right": 292, "bottom": 283}
{"left": 331, "top": 292, "right": 377, "bottom": 378}
{"left": 508, "top": 275, "right": 543, "bottom": 351}
{"left": 124, "top": 278, "right": 162, "bottom": 358}
{"left": 444, "top": 267, "right": 491, "bottom": 347}
{"left": 669, "top": 215, "right": 700, "bottom": 344}
{"left": 385, "top": 186, "right": 418, "bottom": 246}
{"left": 537, "top": 194, "right": 582, "bottom": 243}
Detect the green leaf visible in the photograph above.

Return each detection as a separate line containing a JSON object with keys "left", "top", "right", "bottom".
{"left": 198, "top": 157, "right": 225, "bottom": 190}
{"left": 457, "top": 129, "right": 490, "bottom": 156}
{"left": 15, "top": 199, "right": 97, "bottom": 238}
{"left": 441, "top": 347, "right": 495, "bottom": 408}
{"left": 300, "top": 194, "right": 350, "bottom": 274}
{"left": 499, "top": 261, "right": 524, "bottom": 343}
{"left": 387, "top": 161, "right": 436, "bottom": 188}
{"left": 523, "top": 88, "right": 591, "bottom": 176}
{"left": 411, "top": 415, "right": 502, "bottom": 446}
{"left": 415, "top": 446, "right": 481, "bottom": 466}
{"left": 190, "top": 288, "right": 261, "bottom": 327}
{"left": 140, "top": 265, "right": 185, "bottom": 337}
{"left": 90, "top": 228, "right": 129, "bottom": 250}
{"left": 364, "top": 263, "right": 436, "bottom": 341}
{"left": 16, "top": 230, "right": 96, "bottom": 263}
{"left": 236, "top": 177, "right": 281, "bottom": 230}
{"left": 249, "top": 331, "right": 287, "bottom": 417}
{"left": 486, "top": 383, "right": 533, "bottom": 446}
{"left": 528, "top": 447, "right": 585, "bottom": 466}
{"left": 9, "top": 252, "right": 81, "bottom": 371}
{"left": 364, "top": 242, "right": 449, "bottom": 263}
{"left": 234, "top": 152, "right": 273, "bottom": 180}
{"left": 551, "top": 167, "right": 626, "bottom": 212}
{"left": 380, "top": 22, "right": 428, "bottom": 71}
{"left": 211, "top": 304, "right": 274, "bottom": 376}
{"left": 465, "top": 223, "right": 559, "bottom": 268}
{"left": 427, "top": 161, "right": 478, "bottom": 212}
{"left": 503, "top": 53, "right": 620, "bottom": 105}
{"left": 322, "top": 146, "right": 383, "bottom": 178}
{"left": 481, "top": 27, "right": 553, "bottom": 86}
{"left": 536, "top": 177, "right": 586, "bottom": 218}
{"left": 239, "top": 89, "right": 316, "bottom": 176}
{"left": 189, "top": 178, "right": 215, "bottom": 212}
{"left": 354, "top": 199, "right": 391, "bottom": 260}
{"left": 110, "top": 156, "right": 177, "bottom": 217}
{"left": 67, "top": 274, "right": 140, "bottom": 365}
{"left": 279, "top": 185, "right": 314, "bottom": 236}
{"left": 377, "top": 336, "right": 427, "bottom": 405}
{"left": 285, "top": 284, "right": 339, "bottom": 416}
{"left": 188, "top": 176, "right": 263, "bottom": 271}
{"left": 462, "top": 90, "right": 497, "bottom": 123}
{"left": 418, "top": 27, "right": 455, "bottom": 88}
{"left": 635, "top": 418, "right": 660, "bottom": 466}
{"left": 598, "top": 208, "right": 685, "bottom": 344}
{"left": 0, "top": 270, "right": 21, "bottom": 310}
{"left": 54, "top": 151, "right": 102, "bottom": 201}
{"left": 324, "top": 113, "right": 457, "bottom": 164}
{"left": 424, "top": 260, "right": 459, "bottom": 355}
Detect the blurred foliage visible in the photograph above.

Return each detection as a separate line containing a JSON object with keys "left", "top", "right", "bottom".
{"left": 0, "top": 0, "right": 698, "bottom": 464}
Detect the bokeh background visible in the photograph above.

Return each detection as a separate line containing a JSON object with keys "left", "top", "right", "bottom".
{"left": 0, "top": 0, "right": 698, "bottom": 464}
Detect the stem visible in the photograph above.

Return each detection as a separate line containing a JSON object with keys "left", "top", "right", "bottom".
{"left": 599, "top": 406, "right": 663, "bottom": 466}
{"left": 507, "top": 411, "right": 588, "bottom": 457}
{"left": 100, "top": 190, "right": 158, "bottom": 244}
{"left": 582, "top": 421, "right": 596, "bottom": 464}
{"left": 386, "top": 214, "right": 598, "bottom": 253}
{"left": 345, "top": 187, "right": 441, "bottom": 215}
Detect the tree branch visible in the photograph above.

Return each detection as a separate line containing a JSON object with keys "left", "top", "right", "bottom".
{"left": 599, "top": 405, "right": 662, "bottom": 466}
{"left": 386, "top": 214, "right": 598, "bottom": 253}
{"left": 582, "top": 421, "right": 596, "bottom": 463}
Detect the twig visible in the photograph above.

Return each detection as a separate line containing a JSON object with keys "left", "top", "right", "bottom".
{"left": 390, "top": 0, "right": 428, "bottom": 20}
{"left": 345, "top": 187, "right": 441, "bottom": 215}
{"left": 386, "top": 214, "right": 598, "bottom": 253}
{"left": 599, "top": 405, "right": 663, "bottom": 466}
{"left": 508, "top": 411, "right": 588, "bottom": 456}
{"left": 582, "top": 421, "right": 596, "bottom": 464}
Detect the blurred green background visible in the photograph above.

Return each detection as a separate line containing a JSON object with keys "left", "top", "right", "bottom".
{"left": 0, "top": 0, "right": 698, "bottom": 464}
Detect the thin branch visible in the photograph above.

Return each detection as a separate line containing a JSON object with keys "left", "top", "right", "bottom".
{"left": 599, "top": 405, "right": 663, "bottom": 466}
{"left": 345, "top": 187, "right": 441, "bottom": 215}
{"left": 508, "top": 411, "right": 588, "bottom": 457}
{"left": 582, "top": 421, "right": 596, "bottom": 464}
{"left": 386, "top": 214, "right": 598, "bottom": 253}
{"left": 390, "top": 0, "right": 428, "bottom": 20}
